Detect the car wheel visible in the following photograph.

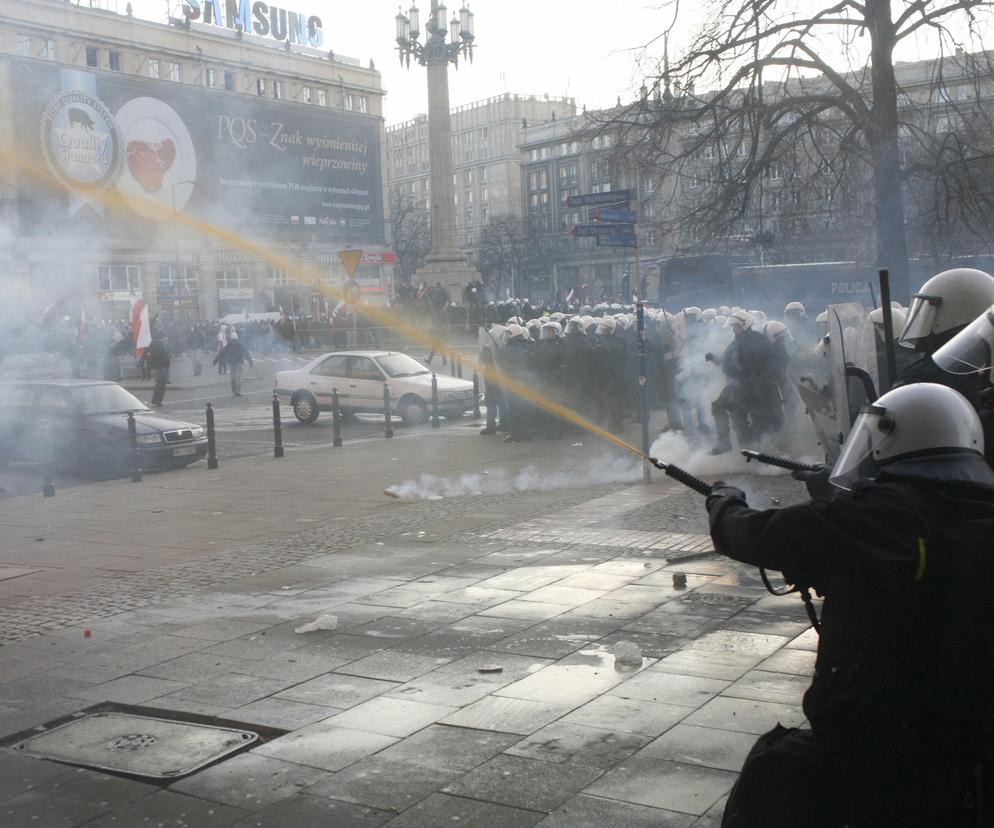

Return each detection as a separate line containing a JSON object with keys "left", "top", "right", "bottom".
{"left": 399, "top": 396, "right": 428, "bottom": 426}
{"left": 292, "top": 392, "right": 319, "bottom": 423}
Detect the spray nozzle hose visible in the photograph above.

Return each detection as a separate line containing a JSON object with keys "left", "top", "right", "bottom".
{"left": 649, "top": 458, "right": 714, "bottom": 496}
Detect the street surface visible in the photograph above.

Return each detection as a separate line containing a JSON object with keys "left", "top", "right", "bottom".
{"left": 0, "top": 375, "right": 816, "bottom": 827}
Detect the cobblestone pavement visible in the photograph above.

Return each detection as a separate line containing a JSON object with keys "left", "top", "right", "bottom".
{"left": 0, "top": 430, "right": 823, "bottom": 827}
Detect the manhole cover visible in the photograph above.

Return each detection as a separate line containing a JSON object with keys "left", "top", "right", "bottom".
{"left": 12, "top": 712, "right": 258, "bottom": 779}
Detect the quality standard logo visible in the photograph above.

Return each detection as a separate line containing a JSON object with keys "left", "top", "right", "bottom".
{"left": 40, "top": 90, "right": 122, "bottom": 194}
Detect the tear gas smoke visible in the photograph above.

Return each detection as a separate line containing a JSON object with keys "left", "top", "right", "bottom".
{"left": 385, "top": 454, "right": 642, "bottom": 500}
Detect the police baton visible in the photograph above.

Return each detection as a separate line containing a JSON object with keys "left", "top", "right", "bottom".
{"left": 741, "top": 450, "right": 822, "bottom": 473}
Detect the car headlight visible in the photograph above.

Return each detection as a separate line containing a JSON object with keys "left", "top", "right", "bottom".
{"left": 136, "top": 434, "right": 163, "bottom": 445}
{"left": 190, "top": 426, "right": 204, "bottom": 438}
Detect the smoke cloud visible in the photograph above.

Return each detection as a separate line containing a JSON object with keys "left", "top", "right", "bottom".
{"left": 385, "top": 453, "right": 643, "bottom": 500}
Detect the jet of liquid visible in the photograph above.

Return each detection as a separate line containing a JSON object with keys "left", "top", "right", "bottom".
{"left": 2, "top": 146, "right": 657, "bottom": 467}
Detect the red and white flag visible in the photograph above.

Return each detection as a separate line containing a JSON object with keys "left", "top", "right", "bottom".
{"left": 131, "top": 297, "right": 151, "bottom": 357}
{"left": 565, "top": 288, "right": 576, "bottom": 303}
{"left": 415, "top": 280, "right": 428, "bottom": 302}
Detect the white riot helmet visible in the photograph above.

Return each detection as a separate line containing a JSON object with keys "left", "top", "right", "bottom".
{"left": 614, "top": 315, "right": 631, "bottom": 331}
{"left": 580, "top": 315, "right": 597, "bottom": 332}
{"left": 595, "top": 317, "right": 617, "bottom": 336}
{"left": 506, "top": 316, "right": 523, "bottom": 325}
{"left": 539, "top": 321, "right": 564, "bottom": 340}
{"left": 505, "top": 323, "right": 530, "bottom": 342}
{"left": 718, "top": 305, "right": 731, "bottom": 315}
{"left": 714, "top": 314, "right": 728, "bottom": 327}
{"left": 748, "top": 309, "right": 767, "bottom": 324}
{"left": 580, "top": 305, "right": 592, "bottom": 315}
{"left": 815, "top": 310, "right": 829, "bottom": 334}
{"left": 702, "top": 308, "right": 717, "bottom": 321}
{"left": 565, "top": 317, "right": 585, "bottom": 336}
{"left": 723, "top": 309, "right": 755, "bottom": 330}
{"left": 933, "top": 305, "right": 994, "bottom": 382}
{"left": 784, "top": 301, "right": 806, "bottom": 318}
{"left": 899, "top": 268, "right": 994, "bottom": 350}
{"left": 868, "top": 306, "right": 907, "bottom": 334}
{"left": 830, "top": 383, "right": 989, "bottom": 490}
{"left": 550, "top": 312, "right": 566, "bottom": 323}
{"left": 525, "top": 318, "right": 543, "bottom": 337}
{"left": 683, "top": 306, "right": 703, "bottom": 322}
{"left": 539, "top": 316, "right": 551, "bottom": 325}
{"left": 764, "top": 321, "right": 792, "bottom": 344}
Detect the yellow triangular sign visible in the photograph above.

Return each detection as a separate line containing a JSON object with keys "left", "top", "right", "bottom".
{"left": 338, "top": 249, "right": 363, "bottom": 279}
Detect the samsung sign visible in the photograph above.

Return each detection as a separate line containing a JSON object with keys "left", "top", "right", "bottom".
{"left": 183, "top": 0, "right": 323, "bottom": 48}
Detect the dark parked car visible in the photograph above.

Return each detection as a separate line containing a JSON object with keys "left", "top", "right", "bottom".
{"left": 0, "top": 380, "right": 208, "bottom": 476}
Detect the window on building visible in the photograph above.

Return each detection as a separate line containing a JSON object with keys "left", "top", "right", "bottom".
{"left": 216, "top": 268, "right": 251, "bottom": 289}
{"left": 108, "top": 51, "right": 121, "bottom": 72}
{"left": 317, "top": 88, "right": 327, "bottom": 106}
{"left": 265, "top": 267, "right": 291, "bottom": 287}
{"left": 98, "top": 265, "right": 141, "bottom": 292}
{"left": 157, "top": 265, "right": 198, "bottom": 294}
{"left": 205, "top": 68, "right": 217, "bottom": 88}
{"left": 168, "top": 61, "right": 181, "bottom": 82}
{"left": 16, "top": 34, "right": 31, "bottom": 56}
{"left": 466, "top": 190, "right": 473, "bottom": 204}
{"left": 273, "top": 80, "right": 283, "bottom": 99}
{"left": 302, "top": 86, "right": 312, "bottom": 103}
{"left": 481, "top": 186, "right": 488, "bottom": 202}
{"left": 41, "top": 38, "right": 55, "bottom": 60}
{"left": 147, "top": 58, "right": 160, "bottom": 79}
{"left": 345, "top": 93, "right": 355, "bottom": 111}
{"left": 85, "top": 46, "right": 99, "bottom": 68}
{"left": 480, "top": 166, "right": 488, "bottom": 184}
{"left": 357, "top": 96, "right": 368, "bottom": 113}
{"left": 257, "top": 77, "right": 266, "bottom": 96}
{"left": 768, "top": 162, "right": 784, "bottom": 181}
{"left": 224, "top": 71, "right": 236, "bottom": 91}
{"left": 481, "top": 205, "right": 489, "bottom": 222}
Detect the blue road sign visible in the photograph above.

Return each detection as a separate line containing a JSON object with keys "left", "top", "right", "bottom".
{"left": 597, "top": 234, "right": 638, "bottom": 248}
{"left": 565, "top": 189, "right": 632, "bottom": 209}
{"left": 593, "top": 208, "right": 637, "bottom": 223}
{"left": 572, "top": 223, "right": 636, "bottom": 237}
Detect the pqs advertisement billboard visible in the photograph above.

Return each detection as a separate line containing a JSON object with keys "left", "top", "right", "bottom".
{"left": 10, "top": 58, "right": 384, "bottom": 243}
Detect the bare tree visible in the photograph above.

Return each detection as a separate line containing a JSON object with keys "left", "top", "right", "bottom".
{"left": 388, "top": 191, "right": 432, "bottom": 289}
{"left": 600, "top": 0, "right": 994, "bottom": 297}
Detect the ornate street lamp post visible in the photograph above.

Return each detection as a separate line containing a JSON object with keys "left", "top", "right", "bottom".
{"left": 395, "top": 3, "right": 482, "bottom": 303}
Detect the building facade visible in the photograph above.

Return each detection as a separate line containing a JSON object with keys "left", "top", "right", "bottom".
{"left": 0, "top": 0, "right": 391, "bottom": 324}
{"left": 386, "top": 93, "right": 575, "bottom": 286}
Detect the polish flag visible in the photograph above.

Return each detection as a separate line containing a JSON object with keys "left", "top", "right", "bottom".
{"left": 131, "top": 298, "right": 151, "bottom": 357}
{"left": 415, "top": 280, "right": 428, "bottom": 302}
{"left": 565, "top": 288, "right": 576, "bottom": 303}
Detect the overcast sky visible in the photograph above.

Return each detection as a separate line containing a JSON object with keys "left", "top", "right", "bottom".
{"left": 128, "top": 0, "right": 669, "bottom": 124}
{"left": 126, "top": 1, "right": 990, "bottom": 125}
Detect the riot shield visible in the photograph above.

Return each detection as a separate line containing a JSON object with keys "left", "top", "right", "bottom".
{"left": 827, "top": 303, "right": 879, "bottom": 440}
{"left": 788, "top": 339, "right": 843, "bottom": 463}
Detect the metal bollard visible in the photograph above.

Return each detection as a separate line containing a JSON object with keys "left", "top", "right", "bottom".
{"left": 472, "top": 371, "right": 481, "bottom": 419}
{"left": 331, "top": 388, "right": 343, "bottom": 447}
{"left": 127, "top": 411, "right": 143, "bottom": 483}
{"left": 457, "top": 357, "right": 463, "bottom": 379}
{"left": 383, "top": 384, "right": 393, "bottom": 438}
{"left": 206, "top": 402, "right": 219, "bottom": 469}
{"left": 450, "top": 353, "right": 457, "bottom": 377}
{"left": 272, "top": 391, "right": 284, "bottom": 458}
{"left": 41, "top": 421, "right": 55, "bottom": 497}
{"left": 431, "top": 373, "right": 440, "bottom": 428}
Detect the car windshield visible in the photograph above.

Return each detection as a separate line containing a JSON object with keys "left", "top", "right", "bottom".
{"left": 71, "top": 385, "right": 149, "bottom": 415}
{"left": 376, "top": 354, "right": 430, "bottom": 378}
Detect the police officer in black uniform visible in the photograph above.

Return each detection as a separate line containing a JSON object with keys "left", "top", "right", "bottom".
{"left": 708, "top": 382, "right": 994, "bottom": 827}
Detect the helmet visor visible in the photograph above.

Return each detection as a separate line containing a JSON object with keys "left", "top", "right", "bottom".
{"left": 829, "top": 406, "right": 884, "bottom": 490}
{"left": 898, "top": 293, "right": 941, "bottom": 348}
{"left": 933, "top": 308, "right": 994, "bottom": 377}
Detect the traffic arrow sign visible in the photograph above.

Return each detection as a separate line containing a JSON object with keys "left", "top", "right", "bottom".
{"left": 593, "top": 208, "right": 637, "bottom": 223}
{"left": 565, "top": 189, "right": 632, "bottom": 209}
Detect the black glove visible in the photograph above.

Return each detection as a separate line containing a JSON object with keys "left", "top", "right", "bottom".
{"left": 704, "top": 352, "right": 716, "bottom": 363}
{"left": 791, "top": 465, "right": 833, "bottom": 499}
{"left": 708, "top": 481, "right": 747, "bottom": 503}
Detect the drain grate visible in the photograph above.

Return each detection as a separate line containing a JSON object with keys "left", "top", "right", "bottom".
{"left": 12, "top": 712, "right": 259, "bottom": 779}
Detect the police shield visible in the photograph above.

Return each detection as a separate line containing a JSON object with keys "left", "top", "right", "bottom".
{"left": 788, "top": 338, "right": 843, "bottom": 463}
{"left": 827, "top": 303, "right": 879, "bottom": 436}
